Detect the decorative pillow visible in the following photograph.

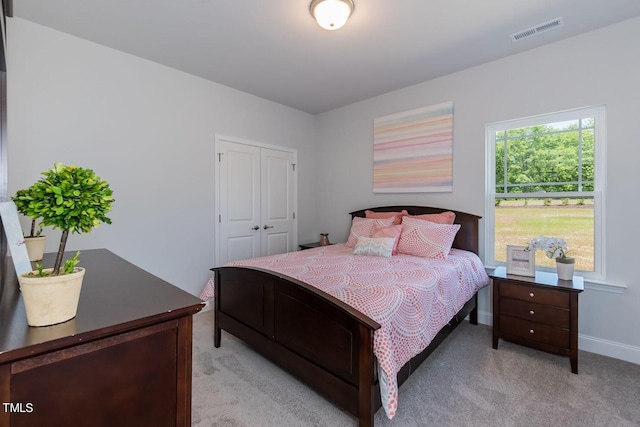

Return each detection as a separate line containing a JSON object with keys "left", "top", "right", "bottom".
{"left": 406, "top": 211, "right": 456, "bottom": 225}
{"left": 346, "top": 217, "right": 396, "bottom": 247}
{"left": 397, "top": 216, "right": 461, "bottom": 258}
{"left": 371, "top": 224, "right": 402, "bottom": 255}
{"left": 365, "top": 209, "right": 408, "bottom": 225}
{"left": 352, "top": 236, "right": 396, "bottom": 258}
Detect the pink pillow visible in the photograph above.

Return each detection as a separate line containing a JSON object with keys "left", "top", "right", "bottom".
{"left": 365, "top": 210, "right": 408, "bottom": 225}
{"left": 371, "top": 224, "right": 402, "bottom": 255}
{"left": 397, "top": 216, "right": 461, "bottom": 258}
{"left": 406, "top": 211, "right": 456, "bottom": 225}
{"left": 346, "top": 217, "right": 396, "bottom": 247}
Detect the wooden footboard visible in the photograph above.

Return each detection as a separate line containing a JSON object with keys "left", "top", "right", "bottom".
{"left": 213, "top": 266, "right": 479, "bottom": 426}
{"left": 213, "top": 266, "right": 381, "bottom": 425}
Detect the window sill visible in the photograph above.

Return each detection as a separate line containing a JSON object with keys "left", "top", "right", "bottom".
{"left": 484, "top": 265, "right": 627, "bottom": 294}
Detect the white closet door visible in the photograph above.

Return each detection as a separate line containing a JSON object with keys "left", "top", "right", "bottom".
{"left": 217, "top": 138, "right": 296, "bottom": 265}
{"left": 218, "top": 141, "right": 261, "bottom": 265}
{"left": 261, "top": 148, "right": 295, "bottom": 256}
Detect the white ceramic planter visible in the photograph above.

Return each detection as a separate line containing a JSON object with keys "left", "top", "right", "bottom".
{"left": 556, "top": 257, "right": 575, "bottom": 281}
{"left": 24, "top": 236, "right": 47, "bottom": 262}
{"left": 18, "top": 268, "right": 85, "bottom": 327}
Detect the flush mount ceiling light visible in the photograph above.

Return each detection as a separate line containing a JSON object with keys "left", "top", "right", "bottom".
{"left": 309, "top": 0, "right": 354, "bottom": 31}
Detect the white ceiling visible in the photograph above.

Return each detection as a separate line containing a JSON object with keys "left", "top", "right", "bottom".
{"left": 13, "top": 0, "right": 640, "bottom": 115}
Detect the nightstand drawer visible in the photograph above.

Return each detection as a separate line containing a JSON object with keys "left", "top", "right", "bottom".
{"left": 500, "top": 315, "right": 569, "bottom": 348}
{"left": 499, "top": 282, "right": 570, "bottom": 308}
{"left": 500, "top": 297, "right": 570, "bottom": 328}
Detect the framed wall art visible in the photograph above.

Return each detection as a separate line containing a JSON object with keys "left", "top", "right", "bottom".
{"left": 373, "top": 102, "right": 453, "bottom": 193}
{"left": 506, "top": 245, "right": 535, "bottom": 277}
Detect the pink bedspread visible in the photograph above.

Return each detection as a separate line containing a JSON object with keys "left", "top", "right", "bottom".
{"left": 200, "top": 244, "right": 489, "bottom": 419}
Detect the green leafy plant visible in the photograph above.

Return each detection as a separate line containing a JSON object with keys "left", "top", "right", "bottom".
{"left": 35, "top": 262, "right": 47, "bottom": 277}
{"left": 29, "top": 252, "right": 79, "bottom": 277}
{"left": 62, "top": 251, "right": 81, "bottom": 275}
{"left": 12, "top": 188, "right": 44, "bottom": 238}
{"left": 17, "top": 163, "right": 114, "bottom": 275}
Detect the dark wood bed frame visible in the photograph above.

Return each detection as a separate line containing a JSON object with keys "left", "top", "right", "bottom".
{"left": 212, "top": 206, "right": 481, "bottom": 426}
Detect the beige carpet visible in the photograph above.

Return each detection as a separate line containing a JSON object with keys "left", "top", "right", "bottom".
{"left": 191, "top": 310, "right": 640, "bottom": 426}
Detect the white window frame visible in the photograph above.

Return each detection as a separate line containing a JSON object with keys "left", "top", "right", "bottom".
{"left": 485, "top": 105, "right": 606, "bottom": 280}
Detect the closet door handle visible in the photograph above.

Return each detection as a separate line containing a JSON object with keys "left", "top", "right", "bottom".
{"left": 251, "top": 225, "right": 260, "bottom": 230}
{"left": 263, "top": 225, "right": 274, "bottom": 229}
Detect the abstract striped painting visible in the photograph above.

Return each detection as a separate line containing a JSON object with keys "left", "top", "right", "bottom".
{"left": 373, "top": 102, "right": 453, "bottom": 193}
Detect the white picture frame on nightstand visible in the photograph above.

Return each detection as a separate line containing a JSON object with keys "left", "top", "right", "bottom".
{"left": 506, "top": 245, "right": 535, "bottom": 277}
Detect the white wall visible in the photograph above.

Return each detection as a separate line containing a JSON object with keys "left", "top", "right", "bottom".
{"left": 7, "top": 18, "right": 317, "bottom": 297}
{"left": 8, "top": 15, "right": 639, "bottom": 364}
{"left": 314, "top": 17, "right": 640, "bottom": 363}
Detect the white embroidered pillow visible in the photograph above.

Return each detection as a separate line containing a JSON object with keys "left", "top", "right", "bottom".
{"left": 397, "top": 216, "right": 460, "bottom": 258}
{"left": 345, "top": 217, "right": 396, "bottom": 248}
{"left": 352, "top": 236, "right": 396, "bottom": 258}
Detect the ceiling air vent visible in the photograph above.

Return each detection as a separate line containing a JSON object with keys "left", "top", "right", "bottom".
{"left": 510, "top": 17, "right": 564, "bottom": 42}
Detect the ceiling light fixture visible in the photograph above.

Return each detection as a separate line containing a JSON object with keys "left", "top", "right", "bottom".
{"left": 309, "top": 0, "right": 354, "bottom": 31}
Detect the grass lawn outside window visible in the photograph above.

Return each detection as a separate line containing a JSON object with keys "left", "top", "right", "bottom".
{"left": 494, "top": 199, "right": 594, "bottom": 272}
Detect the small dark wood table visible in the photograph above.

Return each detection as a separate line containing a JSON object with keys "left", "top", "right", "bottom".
{"left": 0, "top": 249, "right": 205, "bottom": 426}
{"left": 490, "top": 266, "right": 584, "bottom": 373}
{"left": 299, "top": 242, "right": 322, "bottom": 250}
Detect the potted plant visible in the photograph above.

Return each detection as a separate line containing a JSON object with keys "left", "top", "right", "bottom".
{"left": 12, "top": 187, "right": 47, "bottom": 262}
{"left": 526, "top": 235, "right": 575, "bottom": 280}
{"left": 16, "top": 162, "right": 115, "bottom": 326}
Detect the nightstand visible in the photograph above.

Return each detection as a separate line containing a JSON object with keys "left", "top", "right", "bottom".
{"left": 490, "top": 266, "right": 584, "bottom": 373}
{"left": 299, "top": 242, "right": 322, "bottom": 250}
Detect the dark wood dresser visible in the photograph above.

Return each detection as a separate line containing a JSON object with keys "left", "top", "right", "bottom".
{"left": 490, "top": 266, "right": 584, "bottom": 373}
{"left": 0, "top": 249, "right": 205, "bottom": 426}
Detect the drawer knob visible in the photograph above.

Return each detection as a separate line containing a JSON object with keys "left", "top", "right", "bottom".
{"left": 529, "top": 310, "right": 535, "bottom": 315}
{"left": 529, "top": 329, "right": 535, "bottom": 334}
{"left": 529, "top": 292, "right": 535, "bottom": 298}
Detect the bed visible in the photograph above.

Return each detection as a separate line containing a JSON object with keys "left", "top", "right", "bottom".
{"left": 200, "top": 206, "right": 489, "bottom": 426}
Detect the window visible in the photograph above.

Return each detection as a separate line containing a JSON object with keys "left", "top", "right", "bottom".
{"left": 485, "top": 106, "right": 605, "bottom": 279}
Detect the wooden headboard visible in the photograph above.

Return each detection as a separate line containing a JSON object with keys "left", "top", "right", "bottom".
{"left": 349, "top": 206, "right": 481, "bottom": 255}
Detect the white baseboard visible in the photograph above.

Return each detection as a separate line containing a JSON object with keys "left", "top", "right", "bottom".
{"left": 477, "top": 310, "right": 492, "bottom": 326}
{"left": 476, "top": 309, "right": 640, "bottom": 365}
{"left": 578, "top": 334, "right": 640, "bottom": 365}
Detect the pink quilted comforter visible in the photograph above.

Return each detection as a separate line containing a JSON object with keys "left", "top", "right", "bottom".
{"left": 200, "top": 244, "right": 489, "bottom": 419}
